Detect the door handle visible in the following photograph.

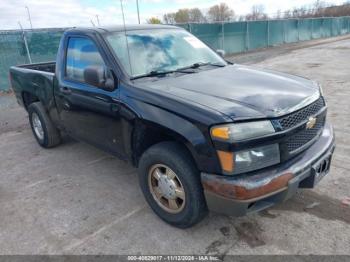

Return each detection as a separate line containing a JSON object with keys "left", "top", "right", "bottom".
{"left": 60, "top": 86, "right": 72, "bottom": 95}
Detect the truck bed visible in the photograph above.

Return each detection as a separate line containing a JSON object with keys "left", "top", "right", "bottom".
{"left": 10, "top": 61, "right": 56, "bottom": 109}
{"left": 16, "top": 61, "right": 56, "bottom": 73}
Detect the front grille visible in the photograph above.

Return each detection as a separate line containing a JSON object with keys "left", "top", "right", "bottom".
{"left": 285, "top": 116, "right": 325, "bottom": 153}
{"left": 278, "top": 97, "right": 325, "bottom": 130}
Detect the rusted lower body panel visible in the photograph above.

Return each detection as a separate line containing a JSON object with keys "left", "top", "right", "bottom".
{"left": 201, "top": 123, "right": 335, "bottom": 216}
{"left": 202, "top": 172, "right": 293, "bottom": 200}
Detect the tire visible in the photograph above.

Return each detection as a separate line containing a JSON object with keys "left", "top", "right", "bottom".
{"left": 28, "top": 102, "right": 61, "bottom": 148}
{"left": 138, "top": 142, "right": 208, "bottom": 228}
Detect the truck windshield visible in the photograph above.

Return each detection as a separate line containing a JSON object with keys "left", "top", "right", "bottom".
{"left": 106, "top": 29, "right": 226, "bottom": 78}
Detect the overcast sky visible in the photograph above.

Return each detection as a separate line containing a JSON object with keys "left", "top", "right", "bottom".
{"left": 0, "top": 0, "right": 346, "bottom": 30}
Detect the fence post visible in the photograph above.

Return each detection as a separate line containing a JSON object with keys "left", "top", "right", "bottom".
{"left": 311, "top": 18, "right": 314, "bottom": 39}
{"left": 245, "top": 21, "right": 249, "bottom": 51}
{"left": 330, "top": 18, "right": 333, "bottom": 36}
{"left": 267, "top": 20, "right": 270, "bottom": 47}
{"left": 221, "top": 21, "right": 225, "bottom": 51}
{"left": 297, "top": 19, "right": 300, "bottom": 41}
{"left": 283, "top": 20, "right": 286, "bottom": 43}
{"left": 321, "top": 18, "right": 324, "bottom": 38}
{"left": 188, "top": 23, "right": 191, "bottom": 33}
{"left": 23, "top": 33, "right": 32, "bottom": 64}
{"left": 18, "top": 23, "right": 32, "bottom": 64}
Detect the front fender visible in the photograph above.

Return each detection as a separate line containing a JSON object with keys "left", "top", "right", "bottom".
{"left": 120, "top": 86, "right": 222, "bottom": 174}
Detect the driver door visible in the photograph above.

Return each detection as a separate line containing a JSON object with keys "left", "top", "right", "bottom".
{"left": 55, "top": 36, "right": 124, "bottom": 157}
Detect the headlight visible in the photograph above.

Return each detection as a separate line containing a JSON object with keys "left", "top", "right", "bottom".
{"left": 211, "top": 121, "right": 279, "bottom": 175}
{"left": 211, "top": 121, "right": 275, "bottom": 142}
{"left": 216, "top": 144, "right": 280, "bottom": 175}
{"left": 234, "top": 144, "right": 280, "bottom": 174}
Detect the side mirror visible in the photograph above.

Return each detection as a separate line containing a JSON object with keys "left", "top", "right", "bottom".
{"left": 216, "top": 49, "right": 226, "bottom": 58}
{"left": 84, "top": 66, "right": 115, "bottom": 91}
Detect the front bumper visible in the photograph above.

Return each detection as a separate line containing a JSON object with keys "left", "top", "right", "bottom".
{"left": 201, "top": 123, "right": 335, "bottom": 216}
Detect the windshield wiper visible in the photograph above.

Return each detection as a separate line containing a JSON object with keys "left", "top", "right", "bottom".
{"left": 131, "top": 62, "right": 226, "bottom": 80}
{"left": 177, "top": 62, "right": 226, "bottom": 71}
{"left": 131, "top": 70, "right": 174, "bottom": 80}
{"left": 131, "top": 68, "right": 196, "bottom": 80}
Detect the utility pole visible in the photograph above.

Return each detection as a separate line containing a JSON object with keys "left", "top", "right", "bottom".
{"left": 25, "top": 6, "right": 33, "bottom": 29}
{"left": 96, "top": 15, "right": 100, "bottom": 26}
{"left": 136, "top": 0, "right": 140, "bottom": 24}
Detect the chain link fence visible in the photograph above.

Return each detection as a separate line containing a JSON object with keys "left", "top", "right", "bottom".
{"left": 1, "top": 17, "right": 350, "bottom": 91}
{"left": 178, "top": 16, "right": 350, "bottom": 54}
{"left": 0, "top": 28, "right": 66, "bottom": 91}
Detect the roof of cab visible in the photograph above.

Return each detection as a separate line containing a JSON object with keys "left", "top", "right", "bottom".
{"left": 67, "top": 24, "right": 181, "bottom": 34}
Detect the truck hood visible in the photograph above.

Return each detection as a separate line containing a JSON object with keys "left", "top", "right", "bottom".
{"left": 137, "top": 64, "right": 320, "bottom": 120}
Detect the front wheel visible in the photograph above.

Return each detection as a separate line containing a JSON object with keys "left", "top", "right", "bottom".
{"left": 138, "top": 142, "right": 207, "bottom": 228}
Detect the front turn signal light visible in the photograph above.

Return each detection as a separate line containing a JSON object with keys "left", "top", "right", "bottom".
{"left": 211, "top": 126, "right": 230, "bottom": 140}
{"left": 217, "top": 150, "right": 234, "bottom": 173}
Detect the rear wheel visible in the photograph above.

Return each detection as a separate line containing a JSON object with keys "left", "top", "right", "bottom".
{"left": 28, "top": 102, "right": 61, "bottom": 148}
{"left": 138, "top": 142, "right": 207, "bottom": 228}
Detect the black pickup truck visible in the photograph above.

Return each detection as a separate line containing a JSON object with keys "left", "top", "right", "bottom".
{"left": 9, "top": 25, "right": 335, "bottom": 228}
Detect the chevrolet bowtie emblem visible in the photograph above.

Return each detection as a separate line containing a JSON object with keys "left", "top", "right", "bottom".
{"left": 306, "top": 116, "right": 317, "bottom": 129}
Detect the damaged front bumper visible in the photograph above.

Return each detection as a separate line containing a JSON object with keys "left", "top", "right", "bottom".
{"left": 201, "top": 123, "right": 335, "bottom": 216}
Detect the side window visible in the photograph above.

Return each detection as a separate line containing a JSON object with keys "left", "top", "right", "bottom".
{"left": 65, "top": 37, "right": 105, "bottom": 84}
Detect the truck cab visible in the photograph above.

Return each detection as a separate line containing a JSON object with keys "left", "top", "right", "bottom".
{"left": 10, "top": 25, "right": 335, "bottom": 228}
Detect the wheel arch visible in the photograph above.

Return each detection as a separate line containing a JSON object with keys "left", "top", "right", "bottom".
{"left": 22, "top": 91, "right": 40, "bottom": 110}
{"left": 129, "top": 108, "right": 218, "bottom": 173}
{"left": 131, "top": 119, "right": 200, "bottom": 167}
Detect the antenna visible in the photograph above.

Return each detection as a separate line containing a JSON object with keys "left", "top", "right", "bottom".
{"left": 90, "top": 19, "right": 96, "bottom": 27}
{"left": 120, "top": 0, "right": 133, "bottom": 75}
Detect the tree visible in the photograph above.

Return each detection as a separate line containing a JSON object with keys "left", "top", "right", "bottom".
{"left": 163, "top": 8, "right": 206, "bottom": 24}
{"left": 207, "top": 3, "right": 234, "bottom": 22}
{"left": 276, "top": 9, "right": 282, "bottom": 19}
{"left": 163, "top": 13, "right": 176, "bottom": 24}
{"left": 147, "top": 17, "right": 161, "bottom": 24}
{"left": 245, "top": 5, "right": 268, "bottom": 21}
{"left": 283, "top": 10, "right": 292, "bottom": 18}
{"left": 313, "top": 0, "right": 327, "bottom": 17}
{"left": 237, "top": 15, "right": 245, "bottom": 21}
{"left": 189, "top": 8, "right": 206, "bottom": 23}
{"left": 174, "top": 9, "right": 190, "bottom": 23}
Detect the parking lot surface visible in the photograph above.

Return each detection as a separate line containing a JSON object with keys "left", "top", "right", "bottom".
{"left": 0, "top": 36, "right": 350, "bottom": 255}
